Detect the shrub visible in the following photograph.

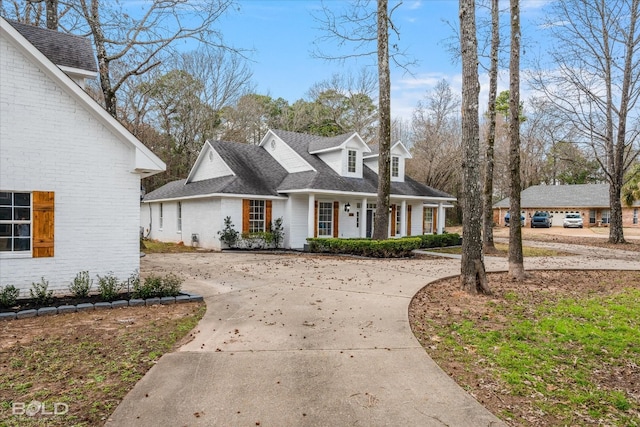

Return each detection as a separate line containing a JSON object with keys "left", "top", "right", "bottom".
{"left": 218, "top": 216, "right": 240, "bottom": 248}
{"left": 126, "top": 270, "right": 140, "bottom": 294}
{"left": 417, "top": 233, "right": 461, "bottom": 249}
{"left": 306, "top": 237, "right": 421, "bottom": 258}
{"left": 133, "top": 273, "right": 183, "bottom": 298}
{"left": 161, "top": 273, "right": 183, "bottom": 297}
{"left": 270, "top": 217, "right": 285, "bottom": 249}
{"left": 96, "top": 272, "right": 123, "bottom": 301}
{"left": 69, "top": 271, "right": 93, "bottom": 298}
{"left": 30, "top": 277, "right": 54, "bottom": 305}
{"left": 0, "top": 285, "right": 20, "bottom": 308}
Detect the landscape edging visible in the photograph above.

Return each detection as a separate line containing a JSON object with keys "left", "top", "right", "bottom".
{"left": 0, "top": 293, "right": 204, "bottom": 321}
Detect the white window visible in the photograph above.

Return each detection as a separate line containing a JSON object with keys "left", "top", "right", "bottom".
{"left": 177, "top": 202, "right": 182, "bottom": 232}
{"left": 348, "top": 150, "right": 357, "bottom": 173}
{"left": 159, "top": 203, "right": 164, "bottom": 229}
{"left": 395, "top": 207, "right": 401, "bottom": 235}
{"left": 423, "top": 207, "right": 433, "bottom": 234}
{"left": 391, "top": 156, "right": 399, "bottom": 178}
{"left": 634, "top": 208, "right": 638, "bottom": 225}
{"left": 318, "top": 202, "right": 333, "bottom": 237}
{"left": 249, "top": 200, "right": 265, "bottom": 233}
{"left": 601, "top": 209, "right": 610, "bottom": 224}
{"left": 0, "top": 192, "right": 31, "bottom": 252}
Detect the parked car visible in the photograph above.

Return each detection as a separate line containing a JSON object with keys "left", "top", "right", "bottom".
{"left": 563, "top": 213, "right": 583, "bottom": 228}
{"left": 504, "top": 212, "right": 525, "bottom": 226}
{"left": 531, "top": 211, "right": 553, "bottom": 228}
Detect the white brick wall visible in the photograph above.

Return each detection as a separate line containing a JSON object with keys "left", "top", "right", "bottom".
{"left": 0, "top": 34, "right": 142, "bottom": 295}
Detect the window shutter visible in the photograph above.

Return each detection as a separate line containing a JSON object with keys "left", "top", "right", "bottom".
{"left": 407, "top": 205, "right": 412, "bottom": 236}
{"left": 314, "top": 200, "right": 318, "bottom": 238}
{"left": 390, "top": 204, "right": 396, "bottom": 236}
{"left": 266, "top": 200, "right": 272, "bottom": 231}
{"left": 33, "top": 191, "right": 54, "bottom": 258}
{"left": 333, "top": 201, "right": 339, "bottom": 237}
{"left": 242, "top": 199, "right": 250, "bottom": 233}
{"left": 433, "top": 209, "right": 438, "bottom": 234}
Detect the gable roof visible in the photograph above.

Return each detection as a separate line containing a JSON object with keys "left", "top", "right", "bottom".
{"left": 145, "top": 129, "right": 455, "bottom": 202}
{"left": 307, "top": 131, "right": 370, "bottom": 154}
{"left": 144, "top": 141, "right": 289, "bottom": 201}
{"left": 7, "top": 20, "right": 97, "bottom": 75}
{"left": 364, "top": 141, "right": 412, "bottom": 158}
{"left": 493, "top": 184, "right": 640, "bottom": 208}
{"left": 1, "top": 17, "right": 164, "bottom": 177}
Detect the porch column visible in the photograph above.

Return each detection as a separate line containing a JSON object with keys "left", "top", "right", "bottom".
{"left": 360, "top": 197, "right": 368, "bottom": 238}
{"left": 308, "top": 194, "right": 315, "bottom": 238}
{"left": 437, "top": 202, "right": 445, "bottom": 234}
{"left": 400, "top": 200, "right": 407, "bottom": 236}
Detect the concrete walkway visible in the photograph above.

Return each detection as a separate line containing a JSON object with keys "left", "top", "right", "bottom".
{"left": 106, "top": 244, "right": 639, "bottom": 426}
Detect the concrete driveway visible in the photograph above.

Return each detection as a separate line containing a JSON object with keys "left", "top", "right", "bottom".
{"left": 106, "top": 244, "right": 639, "bottom": 426}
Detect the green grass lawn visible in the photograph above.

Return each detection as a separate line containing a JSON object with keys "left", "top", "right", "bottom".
{"left": 428, "top": 242, "right": 568, "bottom": 257}
{"left": 141, "top": 239, "right": 201, "bottom": 253}
{"left": 425, "top": 288, "right": 640, "bottom": 426}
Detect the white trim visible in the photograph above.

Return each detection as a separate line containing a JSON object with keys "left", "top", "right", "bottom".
{"left": 143, "top": 193, "right": 288, "bottom": 203}
{"left": 258, "top": 130, "right": 316, "bottom": 172}
{"left": 58, "top": 65, "right": 98, "bottom": 80}
{"left": 308, "top": 133, "right": 371, "bottom": 154}
{"left": 0, "top": 18, "right": 165, "bottom": 177}
{"left": 185, "top": 141, "right": 235, "bottom": 183}
{"left": 282, "top": 188, "right": 456, "bottom": 202}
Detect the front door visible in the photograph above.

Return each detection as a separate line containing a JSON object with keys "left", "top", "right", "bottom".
{"left": 366, "top": 209, "right": 374, "bottom": 238}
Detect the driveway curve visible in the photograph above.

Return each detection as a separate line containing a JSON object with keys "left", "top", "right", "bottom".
{"left": 107, "top": 246, "right": 639, "bottom": 426}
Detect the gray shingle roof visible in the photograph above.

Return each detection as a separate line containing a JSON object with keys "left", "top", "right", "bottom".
{"left": 7, "top": 20, "right": 97, "bottom": 73}
{"left": 308, "top": 131, "right": 356, "bottom": 152}
{"left": 493, "top": 184, "right": 619, "bottom": 208}
{"left": 145, "top": 130, "right": 454, "bottom": 202}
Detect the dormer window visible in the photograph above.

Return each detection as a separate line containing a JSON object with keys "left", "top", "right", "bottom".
{"left": 391, "top": 156, "right": 399, "bottom": 178}
{"left": 348, "top": 150, "right": 357, "bottom": 173}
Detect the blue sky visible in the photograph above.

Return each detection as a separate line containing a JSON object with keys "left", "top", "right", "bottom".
{"left": 213, "top": 0, "right": 551, "bottom": 120}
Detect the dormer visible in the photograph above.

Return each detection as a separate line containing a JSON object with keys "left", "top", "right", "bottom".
{"left": 363, "top": 141, "right": 412, "bottom": 182}
{"left": 186, "top": 141, "right": 234, "bottom": 183}
{"left": 308, "top": 132, "right": 370, "bottom": 178}
{"left": 259, "top": 130, "right": 314, "bottom": 173}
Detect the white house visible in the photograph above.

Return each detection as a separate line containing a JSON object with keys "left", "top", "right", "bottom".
{"left": 0, "top": 19, "right": 165, "bottom": 294}
{"left": 141, "top": 129, "right": 455, "bottom": 250}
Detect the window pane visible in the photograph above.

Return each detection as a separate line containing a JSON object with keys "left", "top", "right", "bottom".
{"left": 14, "top": 207, "right": 30, "bottom": 221}
{"left": 0, "top": 224, "right": 11, "bottom": 237}
{"left": 14, "top": 238, "right": 30, "bottom": 251}
{"left": 0, "top": 238, "right": 11, "bottom": 251}
{"left": 14, "top": 224, "right": 30, "bottom": 237}
{"left": 0, "top": 207, "right": 11, "bottom": 221}
{"left": 0, "top": 192, "right": 10, "bottom": 205}
{"left": 14, "top": 193, "right": 30, "bottom": 206}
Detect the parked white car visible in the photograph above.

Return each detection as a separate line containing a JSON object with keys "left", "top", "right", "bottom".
{"left": 563, "top": 213, "right": 584, "bottom": 228}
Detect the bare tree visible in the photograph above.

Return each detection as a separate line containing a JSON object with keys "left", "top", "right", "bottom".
{"left": 313, "top": 0, "right": 408, "bottom": 240}
{"left": 459, "top": 0, "right": 490, "bottom": 294}
{"left": 482, "top": 0, "right": 500, "bottom": 253}
{"left": 529, "top": 0, "right": 640, "bottom": 243}
{"left": 508, "top": 0, "right": 524, "bottom": 280}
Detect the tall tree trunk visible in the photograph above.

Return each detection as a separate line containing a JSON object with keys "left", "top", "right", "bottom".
{"left": 482, "top": 0, "right": 499, "bottom": 254}
{"left": 460, "top": 0, "right": 490, "bottom": 295}
{"left": 373, "top": 0, "right": 391, "bottom": 240}
{"left": 45, "top": 0, "right": 58, "bottom": 30}
{"left": 508, "top": 0, "right": 525, "bottom": 280}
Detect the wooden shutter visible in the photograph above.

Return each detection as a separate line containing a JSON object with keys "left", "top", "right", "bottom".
{"left": 433, "top": 208, "right": 438, "bottom": 234}
{"left": 333, "top": 201, "right": 339, "bottom": 237}
{"left": 266, "top": 200, "right": 272, "bottom": 231}
{"left": 242, "top": 199, "right": 250, "bottom": 233}
{"left": 407, "top": 205, "right": 412, "bottom": 236}
{"left": 32, "top": 191, "right": 54, "bottom": 258}
{"left": 390, "top": 204, "right": 397, "bottom": 236}
{"left": 314, "top": 200, "right": 318, "bottom": 238}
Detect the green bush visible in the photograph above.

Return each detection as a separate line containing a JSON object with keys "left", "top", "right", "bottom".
{"left": 217, "top": 216, "right": 240, "bottom": 248}
{"left": 0, "top": 285, "right": 20, "bottom": 308}
{"left": 133, "top": 273, "right": 183, "bottom": 299}
{"left": 30, "top": 277, "right": 53, "bottom": 305}
{"left": 306, "top": 237, "right": 422, "bottom": 258}
{"left": 270, "top": 217, "right": 285, "bottom": 249}
{"left": 417, "top": 233, "right": 461, "bottom": 249}
{"left": 69, "top": 271, "right": 93, "bottom": 298}
{"left": 96, "top": 272, "right": 123, "bottom": 301}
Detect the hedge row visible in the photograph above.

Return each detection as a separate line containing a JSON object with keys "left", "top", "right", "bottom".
{"left": 306, "top": 237, "right": 422, "bottom": 258}
{"left": 306, "top": 233, "right": 461, "bottom": 258}
{"left": 417, "top": 233, "right": 461, "bottom": 249}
